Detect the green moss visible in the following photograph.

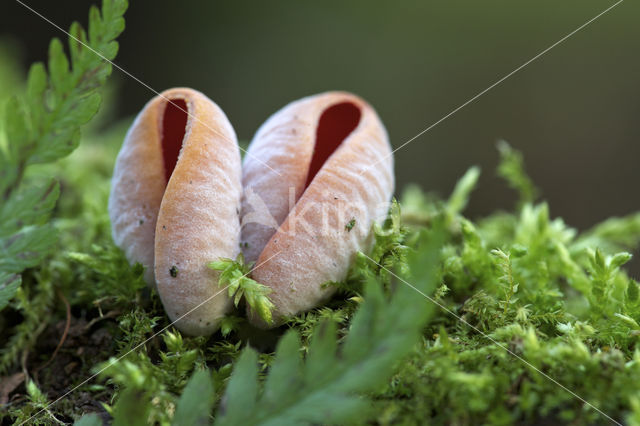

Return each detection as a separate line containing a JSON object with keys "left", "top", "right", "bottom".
{"left": 345, "top": 218, "right": 356, "bottom": 232}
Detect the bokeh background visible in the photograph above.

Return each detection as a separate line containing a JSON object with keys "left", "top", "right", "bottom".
{"left": 2, "top": 0, "right": 639, "bottom": 229}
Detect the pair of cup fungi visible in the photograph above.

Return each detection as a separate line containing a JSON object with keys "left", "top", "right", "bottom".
{"left": 109, "top": 88, "right": 394, "bottom": 336}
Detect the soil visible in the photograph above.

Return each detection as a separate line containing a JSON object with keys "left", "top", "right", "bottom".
{"left": 0, "top": 310, "right": 119, "bottom": 424}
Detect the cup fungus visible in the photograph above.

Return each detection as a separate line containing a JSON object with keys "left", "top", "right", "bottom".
{"left": 241, "top": 91, "right": 394, "bottom": 326}
{"left": 109, "top": 88, "right": 242, "bottom": 336}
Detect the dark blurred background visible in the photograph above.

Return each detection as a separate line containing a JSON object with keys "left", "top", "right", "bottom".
{"left": 2, "top": 0, "right": 639, "bottom": 229}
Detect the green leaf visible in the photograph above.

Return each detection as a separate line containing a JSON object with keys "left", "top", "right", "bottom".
{"left": 0, "top": 181, "right": 59, "bottom": 235}
{"left": 74, "top": 413, "right": 103, "bottom": 426}
{"left": 0, "top": 225, "right": 58, "bottom": 274}
{"left": 216, "top": 348, "right": 259, "bottom": 425}
{"left": 25, "top": 63, "right": 47, "bottom": 127}
{"left": 262, "top": 331, "right": 302, "bottom": 406}
{"left": 112, "top": 388, "right": 150, "bottom": 426}
{"left": 88, "top": 6, "right": 103, "bottom": 47}
{"left": 303, "top": 321, "right": 338, "bottom": 385}
{"left": 68, "top": 22, "right": 88, "bottom": 65}
{"left": 48, "top": 38, "right": 71, "bottom": 95}
{"left": 0, "top": 273, "right": 21, "bottom": 312}
{"left": 3, "top": 97, "right": 28, "bottom": 159}
{"left": 173, "top": 369, "right": 215, "bottom": 426}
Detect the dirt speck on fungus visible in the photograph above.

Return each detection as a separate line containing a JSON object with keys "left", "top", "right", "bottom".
{"left": 345, "top": 218, "right": 356, "bottom": 232}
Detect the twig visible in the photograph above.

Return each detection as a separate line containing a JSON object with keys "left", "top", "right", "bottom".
{"left": 35, "top": 289, "right": 71, "bottom": 374}
{"left": 83, "top": 309, "right": 121, "bottom": 331}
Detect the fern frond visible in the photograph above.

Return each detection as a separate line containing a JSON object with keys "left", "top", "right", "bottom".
{"left": 0, "top": 0, "right": 127, "bottom": 312}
